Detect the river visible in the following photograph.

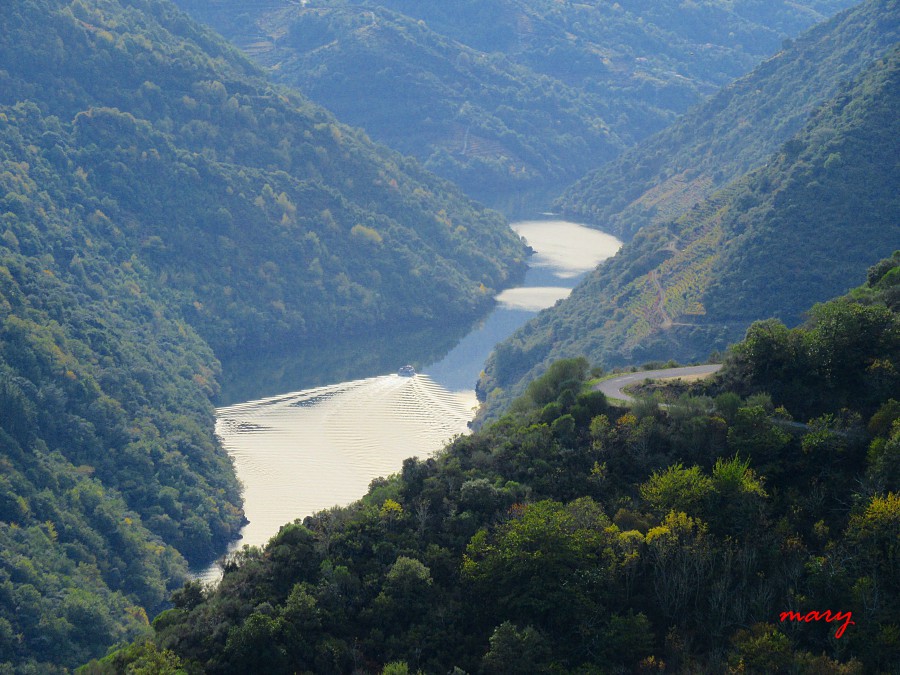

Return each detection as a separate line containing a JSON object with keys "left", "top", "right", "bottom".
{"left": 197, "top": 219, "right": 620, "bottom": 581}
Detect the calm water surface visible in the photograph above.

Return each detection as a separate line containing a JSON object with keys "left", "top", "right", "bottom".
{"left": 198, "top": 220, "right": 620, "bottom": 581}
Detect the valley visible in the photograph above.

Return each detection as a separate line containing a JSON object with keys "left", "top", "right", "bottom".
{"left": 0, "top": 0, "right": 896, "bottom": 672}
{"left": 173, "top": 0, "right": 858, "bottom": 209}
{"left": 201, "top": 218, "right": 621, "bottom": 581}
{"left": 115, "top": 252, "right": 900, "bottom": 673}
{"left": 479, "top": 6, "right": 900, "bottom": 419}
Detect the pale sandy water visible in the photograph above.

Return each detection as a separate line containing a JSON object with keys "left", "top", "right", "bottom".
{"left": 509, "top": 219, "right": 623, "bottom": 280}
{"left": 494, "top": 221, "right": 621, "bottom": 310}
{"left": 197, "top": 375, "right": 476, "bottom": 581}
{"left": 196, "top": 220, "right": 620, "bottom": 581}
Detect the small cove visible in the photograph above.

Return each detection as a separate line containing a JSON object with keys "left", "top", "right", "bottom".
{"left": 197, "top": 219, "right": 621, "bottom": 581}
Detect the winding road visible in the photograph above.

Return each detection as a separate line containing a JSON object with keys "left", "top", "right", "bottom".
{"left": 594, "top": 364, "right": 723, "bottom": 403}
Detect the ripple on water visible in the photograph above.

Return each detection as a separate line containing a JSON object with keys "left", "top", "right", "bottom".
{"left": 198, "top": 220, "right": 622, "bottom": 582}
{"left": 198, "top": 374, "right": 476, "bottom": 581}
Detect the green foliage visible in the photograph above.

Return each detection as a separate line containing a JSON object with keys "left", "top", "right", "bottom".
{"left": 0, "top": 0, "right": 527, "bottom": 361}
{"left": 174, "top": 0, "right": 855, "bottom": 209}
{"left": 557, "top": 0, "right": 898, "bottom": 237}
{"left": 640, "top": 463, "right": 714, "bottom": 516}
{"left": 518, "top": 356, "right": 588, "bottom": 410}
{"left": 1, "top": 0, "right": 895, "bottom": 671}
{"left": 725, "top": 257, "right": 900, "bottom": 418}
{"left": 462, "top": 498, "right": 616, "bottom": 633}
{"left": 0, "top": 150, "right": 240, "bottom": 666}
{"left": 846, "top": 493, "right": 900, "bottom": 595}
{"left": 381, "top": 662, "right": 414, "bottom": 675}
{"left": 105, "top": 262, "right": 900, "bottom": 672}
{"left": 480, "top": 622, "right": 550, "bottom": 675}
{"left": 79, "top": 639, "right": 187, "bottom": 675}
{"left": 0, "top": 0, "right": 528, "bottom": 670}
{"left": 480, "top": 34, "right": 900, "bottom": 416}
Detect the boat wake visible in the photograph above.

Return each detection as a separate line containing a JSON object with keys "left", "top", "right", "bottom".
{"left": 201, "top": 374, "right": 475, "bottom": 578}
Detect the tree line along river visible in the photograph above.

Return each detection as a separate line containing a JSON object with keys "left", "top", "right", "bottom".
{"left": 197, "top": 219, "right": 622, "bottom": 581}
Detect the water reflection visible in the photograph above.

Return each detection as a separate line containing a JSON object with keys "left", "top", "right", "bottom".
{"left": 495, "top": 286, "right": 571, "bottom": 311}
{"left": 215, "top": 320, "right": 473, "bottom": 406}
{"left": 512, "top": 220, "right": 623, "bottom": 279}
{"left": 424, "top": 220, "right": 621, "bottom": 392}
{"left": 198, "top": 220, "right": 621, "bottom": 580}
{"left": 198, "top": 374, "right": 475, "bottom": 581}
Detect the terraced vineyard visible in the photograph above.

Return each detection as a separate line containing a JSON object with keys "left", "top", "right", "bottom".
{"left": 479, "top": 40, "right": 900, "bottom": 419}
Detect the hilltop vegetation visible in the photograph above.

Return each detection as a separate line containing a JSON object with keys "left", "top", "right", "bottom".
{"left": 97, "top": 254, "right": 900, "bottom": 673}
{"left": 557, "top": 0, "right": 900, "bottom": 238}
{"left": 1, "top": 0, "right": 527, "bottom": 359}
{"left": 0, "top": 0, "right": 894, "bottom": 671}
{"left": 0, "top": 0, "right": 526, "bottom": 670}
{"left": 173, "top": 0, "right": 855, "bottom": 208}
{"left": 0, "top": 101, "right": 242, "bottom": 672}
{"left": 479, "top": 30, "right": 900, "bottom": 419}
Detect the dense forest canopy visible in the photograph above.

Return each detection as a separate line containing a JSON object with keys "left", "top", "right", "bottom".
{"left": 0, "top": 0, "right": 528, "bottom": 359}
{"left": 0, "top": 0, "right": 896, "bottom": 671}
{"left": 94, "top": 253, "right": 900, "bottom": 673}
{"left": 172, "top": 0, "right": 856, "bottom": 208}
{"left": 0, "top": 0, "right": 526, "bottom": 670}
{"left": 478, "top": 24, "right": 900, "bottom": 421}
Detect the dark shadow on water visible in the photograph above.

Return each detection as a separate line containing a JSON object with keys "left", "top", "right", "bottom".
{"left": 218, "top": 238, "right": 604, "bottom": 405}
{"left": 424, "top": 307, "right": 536, "bottom": 392}
{"left": 215, "top": 321, "right": 475, "bottom": 406}
{"left": 423, "top": 244, "right": 608, "bottom": 390}
{"left": 217, "top": 218, "right": 619, "bottom": 405}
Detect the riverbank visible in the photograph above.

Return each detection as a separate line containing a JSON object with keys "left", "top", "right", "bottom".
{"left": 197, "top": 219, "right": 621, "bottom": 581}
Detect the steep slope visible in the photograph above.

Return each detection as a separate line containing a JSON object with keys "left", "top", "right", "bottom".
{"left": 0, "top": 0, "right": 527, "bottom": 359}
{"left": 479, "top": 43, "right": 900, "bottom": 419}
{"left": 0, "top": 0, "right": 525, "bottom": 670}
{"left": 173, "top": 0, "right": 855, "bottom": 208}
{"left": 0, "top": 100, "right": 241, "bottom": 672}
{"left": 557, "top": 0, "right": 900, "bottom": 238}
{"left": 100, "top": 254, "right": 900, "bottom": 673}
{"left": 248, "top": 5, "right": 625, "bottom": 210}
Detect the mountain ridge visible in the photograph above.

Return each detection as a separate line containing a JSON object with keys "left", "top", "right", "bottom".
{"left": 556, "top": 0, "right": 900, "bottom": 238}
{"left": 0, "top": 0, "right": 525, "bottom": 669}
{"left": 478, "top": 31, "right": 900, "bottom": 420}
{"left": 172, "top": 0, "right": 857, "bottom": 209}
{"left": 95, "top": 251, "right": 900, "bottom": 673}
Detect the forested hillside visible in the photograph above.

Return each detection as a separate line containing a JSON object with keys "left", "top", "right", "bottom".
{"left": 1, "top": 0, "right": 528, "bottom": 359}
{"left": 95, "top": 254, "right": 900, "bottom": 673}
{"left": 0, "top": 0, "right": 526, "bottom": 670}
{"left": 0, "top": 102, "right": 242, "bottom": 670}
{"left": 557, "top": 0, "right": 900, "bottom": 238}
{"left": 478, "top": 35, "right": 900, "bottom": 420}
{"left": 173, "top": 0, "right": 855, "bottom": 208}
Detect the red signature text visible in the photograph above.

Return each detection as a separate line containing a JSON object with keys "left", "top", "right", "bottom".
{"left": 780, "top": 610, "right": 855, "bottom": 638}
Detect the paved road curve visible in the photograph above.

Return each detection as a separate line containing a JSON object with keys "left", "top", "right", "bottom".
{"left": 594, "top": 364, "right": 723, "bottom": 403}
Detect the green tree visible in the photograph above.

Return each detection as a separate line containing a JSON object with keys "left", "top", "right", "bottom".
{"left": 480, "top": 622, "right": 550, "bottom": 674}
{"left": 640, "top": 463, "right": 714, "bottom": 517}
{"left": 847, "top": 493, "right": 900, "bottom": 593}
{"left": 462, "top": 498, "right": 615, "bottom": 634}
{"left": 519, "top": 357, "right": 589, "bottom": 410}
{"left": 644, "top": 511, "right": 712, "bottom": 624}
{"left": 222, "top": 612, "right": 288, "bottom": 674}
